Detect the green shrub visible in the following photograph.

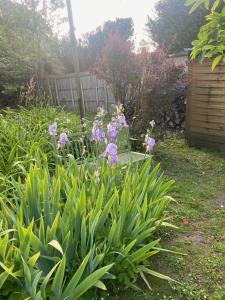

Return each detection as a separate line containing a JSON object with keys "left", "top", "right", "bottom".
{"left": 0, "top": 158, "right": 175, "bottom": 299}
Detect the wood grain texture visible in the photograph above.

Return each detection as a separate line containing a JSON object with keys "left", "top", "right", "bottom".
{"left": 186, "top": 60, "right": 225, "bottom": 149}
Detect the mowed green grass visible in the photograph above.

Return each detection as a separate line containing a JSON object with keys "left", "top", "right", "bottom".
{"left": 115, "top": 135, "right": 225, "bottom": 300}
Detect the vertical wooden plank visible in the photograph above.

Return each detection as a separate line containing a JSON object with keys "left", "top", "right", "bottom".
{"left": 95, "top": 76, "right": 99, "bottom": 108}
{"left": 47, "top": 78, "right": 54, "bottom": 105}
{"left": 54, "top": 78, "right": 59, "bottom": 106}
{"left": 69, "top": 76, "right": 75, "bottom": 109}
{"left": 186, "top": 60, "right": 194, "bottom": 134}
{"left": 104, "top": 82, "right": 109, "bottom": 113}
{"left": 80, "top": 79, "right": 86, "bottom": 114}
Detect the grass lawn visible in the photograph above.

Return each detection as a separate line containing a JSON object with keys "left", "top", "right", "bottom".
{"left": 116, "top": 135, "right": 225, "bottom": 300}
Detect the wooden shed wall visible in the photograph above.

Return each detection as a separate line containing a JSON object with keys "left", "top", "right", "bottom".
{"left": 186, "top": 60, "right": 225, "bottom": 150}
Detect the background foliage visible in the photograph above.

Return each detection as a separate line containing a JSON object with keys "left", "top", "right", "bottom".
{"left": 0, "top": 0, "right": 64, "bottom": 105}
{"left": 146, "top": 0, "right": 208, "bottom": 53}
{"left": 186, "top": 0, "right": 225, "bottom": 69}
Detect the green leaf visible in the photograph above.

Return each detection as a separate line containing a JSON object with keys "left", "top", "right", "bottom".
{"left": 94, "top": 280, "right": 107, "bottom": 290}
{"left": 204, "top": 0, "right": 210, "bottom": 9}
{"left": 212, "top": 55, "right": 223, "bottom": 70}
{"left": 189, "top": 0, "right": 206, "bottom": 13}
{"left": 64, "top": 264, "right": 113, "bottom": 299}
{"left": 140, "top": 266, "right": 175, "bottom": 282}
{"left": 51, "top": 256, "right": 66, "bottom": 299}
{"left": 48, "top": 240, "right": 64, "bottom": 256}
{"left": 41, "top": 261, "right": 61, "bottom": 296}
{"left": 0, "top": 270, "right": 11, "bottom": 288}
{"left": 0, "top": 229, "right": 16, "bottom": 238}
{"left": 28, "top": 252, "right": 40, "bottom": 268}
{"left": 211, "top": 0, "right": 220, "bottom": 11}
{"left": 62, "top": 252, "right": 90, "bottom": 298}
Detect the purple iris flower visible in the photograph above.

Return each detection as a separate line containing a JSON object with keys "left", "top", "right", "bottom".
{"left": 117, "top": 114, "right": 128, "bottom": 128}
{"left": 101, "top": 143, "right": 119, "bottom": 164}
{"left": 106, "top": 143, "right": 118, "bottom": 155}
{"left": 108, "top": 154, "right": 119, "bottom": 164}
{"left": 91, "top": 128, "right": 106, "bottom": 143}
{"left": 93, "top": 120, "right": 100, "bottom": 128}
{"left": 145, "top": 136, "right": 156, "bottom": 152}
{"left": 107, "top": 122, "right": 118, "bottom": 143}
{"left": 49, "top": 123, "right": 57, "bottom": 136}
{"left": 58, "top": 132, "right": 69, "bottom": 146}
{"left": 90, "top": 120, "right": 106, "bottom": 143}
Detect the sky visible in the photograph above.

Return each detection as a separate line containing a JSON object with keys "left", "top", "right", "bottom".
{"left": 71, "top": 0, "right": 159, "bottom": 45}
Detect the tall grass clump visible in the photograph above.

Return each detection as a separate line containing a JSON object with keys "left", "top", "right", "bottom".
{"left": 0, "top": 157, "right": 175, "bottom": 299}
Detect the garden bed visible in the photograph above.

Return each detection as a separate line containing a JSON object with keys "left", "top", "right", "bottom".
{"left": 0, "top": 107, "right": 224, "bottom": 300}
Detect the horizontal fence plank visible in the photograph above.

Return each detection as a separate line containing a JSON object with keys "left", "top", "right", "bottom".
{"left": 190, "top": 119, "right": 225, "bottom": 131}
{"left": 189, "top": 94, "right": 225, "bottom": 102}
{"left": 187, "top": 131, "right": 225, "bottom": 150}
{"left": 192, "top": 81, "right": 225, "bottom": 88}
{"left": 190, "top": 87, "right": 225, "bottom": 96}
{"left": 191, "top": 103, "right": 225, "bottom": 113}
{"left": 192, "top": 74, "right": 225, "bottom": 81}
{"left": 191, "top": 113, "right": 225, "bottom": 124}
{"left": 189, "top": 125, "right": 225, "bottom": 137}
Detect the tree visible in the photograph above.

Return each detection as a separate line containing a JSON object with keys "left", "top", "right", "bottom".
{"left": 0, "top": 0, "right": 64, "bottom": 102}
{"left": 58, "top": 18, "right": 134, "bottom": 73}
{"left": 186, "top": 0, "right": 225, "bottom": 70}
{"left": 80, "top": 18, "right": 134, "bottom": 70}
{"left": 146, "top": 0, "right": 208, "bottom": 53}
{"left": 92, "top": 34, "right": 140, "bottom": 109}
{"left": 92, "top": 34, "right": 184, "bottom": 128}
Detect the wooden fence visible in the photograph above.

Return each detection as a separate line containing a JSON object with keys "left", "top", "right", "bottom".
{"left": 43, "top": 72, "right": 116, "bottom": 113}
{"left": 186, "top": 60, "right": 225, "bottom": 150}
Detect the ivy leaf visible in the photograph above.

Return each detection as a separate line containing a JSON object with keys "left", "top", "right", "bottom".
{"left": 211, "top": 0, "right": 220, "bottom": 11}
{"left": 212, "top": 54, "right": 223, "bottom": 70}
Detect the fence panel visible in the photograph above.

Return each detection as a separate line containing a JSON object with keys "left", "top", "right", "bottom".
{"left": 186, "top": 60, "right": 225, "bottom": 150}
{"left": 43, "top": 72, "right": 116, "bottom": 114}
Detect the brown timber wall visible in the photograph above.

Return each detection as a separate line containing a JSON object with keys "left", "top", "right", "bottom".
{"left": 186, "top": 60, "right": 225, "bottom": 150}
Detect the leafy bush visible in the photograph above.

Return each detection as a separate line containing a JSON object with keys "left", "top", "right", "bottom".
{"left": 0, "top": 158, "right": 175, "bottom": 299}
{"left": 93, "top": 37, "right": 185, "bottom": 131}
